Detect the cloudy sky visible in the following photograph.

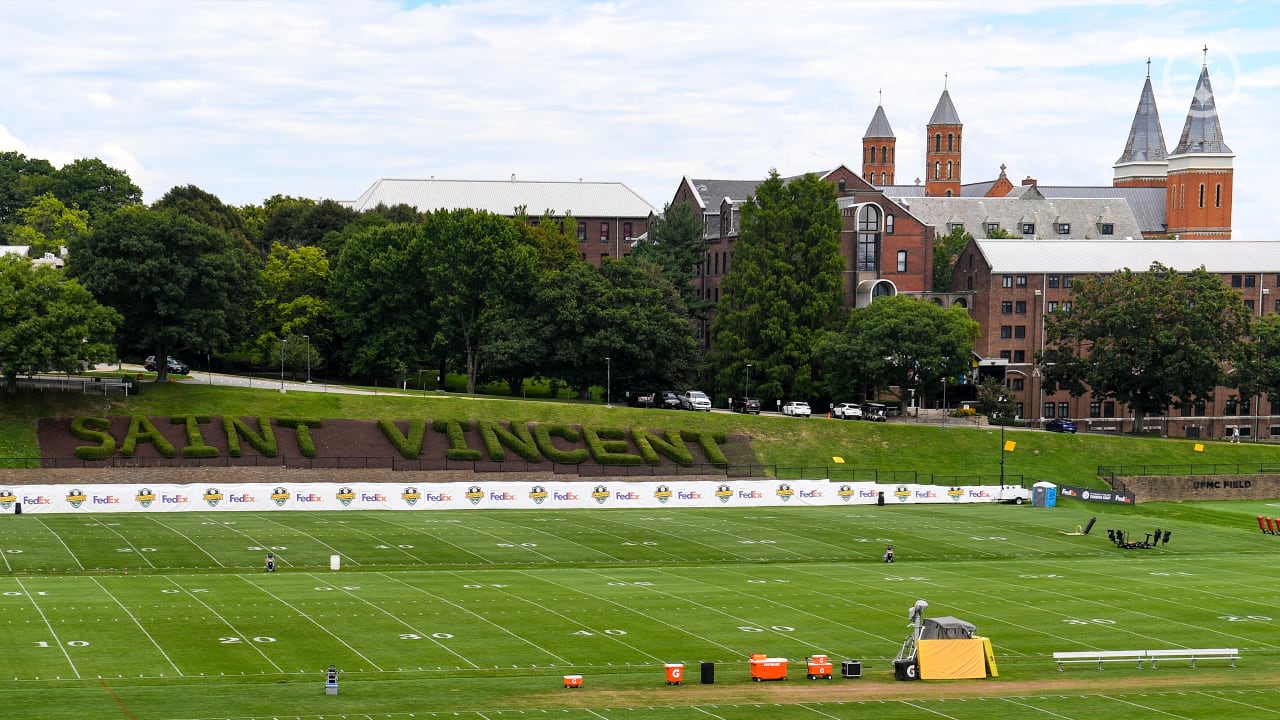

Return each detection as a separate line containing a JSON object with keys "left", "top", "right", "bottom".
{"left": 2, "top": 1, "right": 1276, "bottom": 238}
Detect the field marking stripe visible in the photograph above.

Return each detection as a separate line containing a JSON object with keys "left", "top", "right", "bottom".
{"left": 999, "top": 696, "right": 1081, "bottom": 718}
{"left": 367, "top": 514, "right": 494, "bottom": 564}
{"left": 163, "top": 576, "right": 283, "bottom": 673}
{"left": 299, "top": 571, "right": 479, "bottom": 667}
{"left": 376, "top": 571, "right": 569, "bottom": 664}
{"left": 1101, "top": 693, "right": 1196, "bottom": 718}
{"left": 97, "top": 678, "right": 137, "bottom": 720}
{"left": 89, "top": 516, "right": 157, "bottom": 568}
{"left": 256, "top": 515, "right": 361, "bottom": 566}
{"left": 14, "top": 577, "right": 80, "bottom": 678}
{"left": 241, "top": 575, "right": 386, "bottom": 671}
{"left": 35, "top": 517, "right": 85, "bottom": 570}
{"left": 145, "top": 517, "right": 225, "bottom": 567}
{"left": 90, "top": 577, "right": 184, "bottom": 676}
{"left": 1194, "top": 690, "right": 1280, "bottom": 714}
{"left": 0, "top": 539, "right": 11, "bottom": 572}
{"left": 198, "top": 519, "right": 296, "bottom": 568}
{"left": 346, "top": 514, "right": 489, "bottom": 564}
{"left": 469, "top": 512, "right": 626, "bottom": 562}
{"left": 901, "top": 701, "right": 962, "bottom": 718}
{"left": 692, "top": 707, "right": 729, "bottom": 720}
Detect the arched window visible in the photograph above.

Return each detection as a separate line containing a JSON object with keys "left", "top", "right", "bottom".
{"left": 838, "top": 178, "right": 846, "bottom": 192}
{"left": 934, "top": 133, "right": 942, "bottom": 152}
{"left": 947, "top": 133, "right": 954, "bottom": 152}
{"left": 880, "top": 172, "right": 886, "bottom": 185}
{"left": 1199, "top": 183, "right": 1205, "bottom": 208}
{"left": 946, "top": 190, "right": 953, "bottom": 197}
{"left": 856, "top": 204, "right": 882, "bottom": 272}
{"left": 1216, "top": 183, "right": 1222, "bottom": 208}
{"left": 947, "top": 161, "right": 953, "bottom": 179}
{"left": 880, "top": 146, "right": 887, "bottom": 163}
{"left": 934, "top": 161, "right": 940, "bottom": 179}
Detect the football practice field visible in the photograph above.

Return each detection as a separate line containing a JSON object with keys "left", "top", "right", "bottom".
{"left": 2, "top": 499, "right": 1280, "bottom": 719}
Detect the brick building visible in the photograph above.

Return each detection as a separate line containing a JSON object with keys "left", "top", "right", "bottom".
{"left": 954, "top": 238, "right": 1280, "bottom": 439}
{"left": 346, "top": 177, "right": 656, "bottom": 265}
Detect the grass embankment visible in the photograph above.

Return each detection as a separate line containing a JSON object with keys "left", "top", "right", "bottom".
{"left": 4, "top": 382, "right": 1280, "bottom": 486}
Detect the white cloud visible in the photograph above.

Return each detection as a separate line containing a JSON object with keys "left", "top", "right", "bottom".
{"left": 0, "top": 0, "right": 1273, "bottom": 237}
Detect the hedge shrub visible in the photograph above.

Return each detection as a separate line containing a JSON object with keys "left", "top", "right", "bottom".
{"left": 172, "top": 415, "right": 219, "bottom": 459}
{"left": 681, "top": 429, "right": 728, "bottom": 467}
{"left": 222, "top": 416, "right": 277, "bottom": 458}
{"left": 530, "top": 423, "right": 589, "bottom": 464}
{"left": 70, "top": 416, "right": 116, "bottom": 460}
{"left": 121, "top": 415, "right": 176, "bottom": 458}
{"left": 276, "top": 418, "right": 322, "bottom": 458}
{"left": 378, "top": 419, "right": 427, "bottom": 459}
{"left": 476, "top": 420, "right": 542, "bottom": 463}
{"left": 582, "top": 426, "right": 642, "bottom": 465}
{"left": 433, "top": 419, "right": 482, "bottom": 461}
{"left": 631, "top": 428, "right": 694, "bottom": 466}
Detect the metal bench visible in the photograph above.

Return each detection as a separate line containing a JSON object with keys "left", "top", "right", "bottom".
{"left": 1144, "top": 648, "right": 1239, "bottom": 669}
{"left": 1053, "top": 650, "right": 1145, "bottom": 670}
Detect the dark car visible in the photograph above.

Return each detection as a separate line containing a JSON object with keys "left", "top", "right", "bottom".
{"left": 1046, "top": 418, "right": 1078, "bottom": 433}
{"left": 656, "top": 390, "right": 682, "bottom": 410}
{"left": 627, "top": 390, "right": 656, "bottom": 408}
{"left": 144, "top": 355, "right": 189, "bottom": 374}
{"left": 731, "top": 396, "right": 761, "bottom": 414}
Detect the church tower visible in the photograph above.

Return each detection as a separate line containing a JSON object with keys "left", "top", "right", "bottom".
{"left": 1166, "top": 55, "right": 1233, "bottom": 239}
{"left": 1114, "top": 61, "right": 1169, "bottom": 188}
{"left": 862, "top": 99, "right": 896, "bottom": 186}
{"left": 925, "top": 84, "right": 962, "bottom": 197}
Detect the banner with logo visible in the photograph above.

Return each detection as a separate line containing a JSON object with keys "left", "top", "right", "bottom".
{"left": 0, "top": 480, "right": 1030, "bottom": 514}
{"left": 1057, "top": 485, "right": 1135, "bottom": 504}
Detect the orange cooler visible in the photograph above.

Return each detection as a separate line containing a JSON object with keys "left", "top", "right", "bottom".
{"left": 806, "top": 654, "right": 833, "bottom": 679}
{"left": 664, "top": 663, "right": 684, "bottom": 685}
{"left": 563, "top": 674, "right": 582, "bottom": 688}
{"left": 749, "top": 655, "right": 788, "bottom": 681}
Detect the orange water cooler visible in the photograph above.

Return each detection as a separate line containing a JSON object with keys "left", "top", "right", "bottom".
{"left": 664, "top": 663, "right": 684, "bottom": 685}
{"left": 749, "top": 653, "right": 789, "bottom": 681}
{"left": 806, "top": 654, "right": 833, "bottom": 679}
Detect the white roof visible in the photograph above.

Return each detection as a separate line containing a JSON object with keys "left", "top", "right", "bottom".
{"left": 0, "top": 245, "right": 30, "bottom": 256}
{"left": 976, "top": 239, "right": 1280, "bottom": 273}
{"left": 347, "top": 178, "right": 656, "bottom": 218}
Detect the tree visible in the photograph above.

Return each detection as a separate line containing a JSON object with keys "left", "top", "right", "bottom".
{"left": 815, "top": 295, "right": 978, "bottom": 405}
{"left": 932, "top": 225, "right": 972, "bottom": 292}
{"left": 0, "top": 255, "right": 119, "bottom": 392}
{"left": 66, "top": 206, "right": 258, "bottom": 380}
{"left": 519, "top": 210, "right": 581, "bottom": 271}
{"left": 1039, "top": 262, "right": 1252, "bottom": 432}
{"left": 709, "top": 171, "right": 844, "bottom": 404}
{"left": 254, "top": 243, "right": 332, "bottom": 373}
{"left": 9, "top": 193, "right": 89, "bottom": 259}
{"left": 153, "top": 185, "right": 255, "bottom": 256}
{"left": 631, "top": 202, "right": 711, "bottom": 319}
{"left": 420, "top": 209, "right": 538, "bottom": 394}
{"left": 45, "top": 158, "right": 143, "bottom": 219}
{"left": 0, "top": 151, "right": 55, "bottom": 231}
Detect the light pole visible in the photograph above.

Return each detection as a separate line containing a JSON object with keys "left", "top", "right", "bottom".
{"left": 279, "top": 338, "right": 287, "bottom": 393}
{"left": 304, "top": 334, "right": 312, "bottom": 384}
{"left": 744, "top": 363, "right": 752, "bottom": 398}
{"left": 998, "top": 394, "right": 1007, "bottom": 487}
{"left": 605, "top": 356, "right": 612, "bottom": 408}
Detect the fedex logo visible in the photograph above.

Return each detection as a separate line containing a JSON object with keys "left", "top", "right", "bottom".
{"left": 738, "top": 490, "right": 763, "bottom": 499}
{"left": 489, "top": 492, "right": 516, "bottom": 501}
{"left": 859, "top": 490, "right": 879, "bottom": 498}
{"left": 361, "top": 493, "right": 388, "bottom": 502}
{"left": 914, "top": 490, "right": 937, "bottom": 499}
{"left": 295, "top": 493, "right": 323, "bottom": 503}
{"left": 93, "top": 495, "right": 121, "bottom": 504}
{"left": 227, "top": 494, "right": 255, "bottom": 503}
{"left": 677, "top": 491, "right": 702, "bottom": 500}
{"left": 161, "top": 495, "right": 188, "bottom": 504}
{"left": 614, "top": 491, "right": 641, "bottom": 501}
{"left": 799, "top": 490, "right": 823, "bottom": 498}
{"left": 553, "top": 492, "right": 579, "bottom": 501}
{"left": 424, "top": 493, "right": 452, "bottom": 502}
{"left": 968, "top": 489, "right": 993, "bottom": 498}
{"left": 23, "top": 495, "right": 52, "bottom": 505}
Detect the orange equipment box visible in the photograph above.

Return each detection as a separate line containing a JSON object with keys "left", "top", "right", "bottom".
{"left": 664, "top": 663, "right": 684, "bottom": 685}
{"left": 563, "top": 674, "right": 582, "bottom": 688}
{"left": 806, "top": 654, "right": 833, "bottom": 679}
{"left": 749, "top": 655, "right": 789, "bottom": 681}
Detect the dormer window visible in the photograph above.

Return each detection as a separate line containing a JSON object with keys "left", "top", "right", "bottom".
{"left": 1057, "top": 223, "right": 1070, "bottom": 235}
{"left": 1022, "top": 223, "right": 1035, "bottom": 235}
{"left": 986, "top": 222, "right": 999, "bottom": 235}
{"left": 1100, "top": 223, "right": 1114, "bottom": 235}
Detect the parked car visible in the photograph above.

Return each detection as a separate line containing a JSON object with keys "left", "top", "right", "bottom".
{"left": 1046, "top": 418, "right": 1078, "bottom": 433}
{"left": 831, "top": 402, "right": 863, "bottom": 420}
{"left": 730, "top": 396, "right": 762, "bottom": 414}
{"left": 862, "top": 403, "right": 888, "bottom": 422}
{"left": 627, "top": 390, "right": 656, "bottom": 408}
{"left": 144, "top": 355, "right": 189, "bottom": 374}
{"left": 782, "top": 401, "right": 811, "bottom": 417}
{"left": 656, "top": 390, "right": 682, "bottom": 410}
{"left": 679, "top": 389, "right": 712, "bottom": 411}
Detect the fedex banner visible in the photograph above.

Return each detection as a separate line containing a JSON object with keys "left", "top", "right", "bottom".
{"left": 0, "top": 480, "right": 1028, "bottom": 514}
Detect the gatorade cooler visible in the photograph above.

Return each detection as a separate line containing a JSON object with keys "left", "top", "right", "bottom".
{"left": 664, "top": 663, "right": 684, "bottom": 685}
{"left": 749, "top": 655, "right": 788, "bottom": 681}
{"left": 563, "top": 674, "right": 582, "bottom": 688}
{"left": 806, "top": 654, "right": 833, "bottom": 679}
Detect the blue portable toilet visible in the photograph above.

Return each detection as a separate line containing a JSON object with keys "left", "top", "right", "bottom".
{"left": 1031, "top": 482, "right": 1057, "bottom": 508}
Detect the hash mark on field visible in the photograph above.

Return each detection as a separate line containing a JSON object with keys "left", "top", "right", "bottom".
{"left": 146, "top": 517, "right": 225, "bottom": 568}
{"left": 15, "top": 577, "right": 79, "bottom": 678}
{"left": 90, "top": 517, "right": 157, "bottom": 568}
{"left": 366, "top": 514, "right": 491, "bottom": 564}
{"left": 91, "top": 577, "right": 183, "bottom": 676}
{"left": 164, "top": 577, "right": 283, "bottom": 673}
{"left": 35, "top": 517, "right": 84, "bottom": 570}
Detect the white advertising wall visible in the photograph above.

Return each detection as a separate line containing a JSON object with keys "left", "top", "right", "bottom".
{"left": 0, "top": 480, "right": 1028, "bottom": 514}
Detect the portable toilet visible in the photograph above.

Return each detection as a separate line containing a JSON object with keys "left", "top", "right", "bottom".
{"left": 1031, "top": 482, "right": 1057, "bottom": 508}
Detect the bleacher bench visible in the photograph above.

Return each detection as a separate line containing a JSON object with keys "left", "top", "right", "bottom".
{"left": 1054, "top": 648, "right": 1239, "bottom": 671}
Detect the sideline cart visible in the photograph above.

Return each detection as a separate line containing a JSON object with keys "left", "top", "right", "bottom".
{"left": 749, "top": 653, "right": 788, "bottom": 681}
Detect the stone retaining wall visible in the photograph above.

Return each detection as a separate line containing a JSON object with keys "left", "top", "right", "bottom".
{"left": 1116, "top": 474, "right": 1280, "bottom": 502}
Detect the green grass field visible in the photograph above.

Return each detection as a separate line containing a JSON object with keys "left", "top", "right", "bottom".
{"left": 3, "top": 499, "right": 1280, "bottom": 719}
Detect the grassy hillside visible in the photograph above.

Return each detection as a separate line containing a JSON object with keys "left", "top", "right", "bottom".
{"left": 5, "top": 382, "right": 1280, "bottom": 486}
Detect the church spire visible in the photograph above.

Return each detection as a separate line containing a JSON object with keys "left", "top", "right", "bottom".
{"left": 1172, "top": 62, "right": 1232, "bottom": 155}
{"left": 1166, "top": 54, "right": 1233, "bottom": 239}
{"left": 862, "top": 96, "right": 896, "bottom": 186}
{"left": 925, "top": 83, "right": 962, "bottom": 197}
{"left": 1114, "top": 62, "right": 1169, "bottom": 189}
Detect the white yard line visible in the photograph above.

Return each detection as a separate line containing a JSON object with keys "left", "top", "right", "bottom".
{"left": 300, "top": 516, "right": 429, "bottom": 564}
{"left": 163, "top": 576, "right": 283, "bottom": 673}
{"left": 691, "top": 707, "right": 729, "bottom": 720}
{"left": 1193, "top": 690, "right": 1280, "bottom": 715}
{"left": 1102, "top": 693, "right": 1196, "bottom": 719}
{"left": 257, "top": 515, "right": 359, "bottom": 566}
{"left": 146, "top": 517, "right": 225, "bottom": 567}
{"left": 376, "top": 571, "right": 569, "bottom": 664}
{"left": 13, "top": 577, "right": 80, "bottom": 678}
{"left": 900, "top": 701, "right": 963, "bottom": 719}
{"left": 90, "top": 577, "right": 183, "bottom": 676}
{"left": 999, "top": 696, "right": 1086, "bottom": 718}
{"left": 90, "top": 517, "right": 157, "bottom": 569}
{"left": 239, "top": 575, "right": 385, "bottom": 671}
{"left": 365, "top": 515, "right": 493, "bottom": 564}
{"left": 201, "top": 517, "right": 298, "bottom": 568}
{"left": 296, "top": 572, "right": 474, "bottom": 668}
{"left": 35, "top": 517, "right": 84, "bottom": 570}
{"left": 471, "top": 513, "right": 626, "bottom": 562}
